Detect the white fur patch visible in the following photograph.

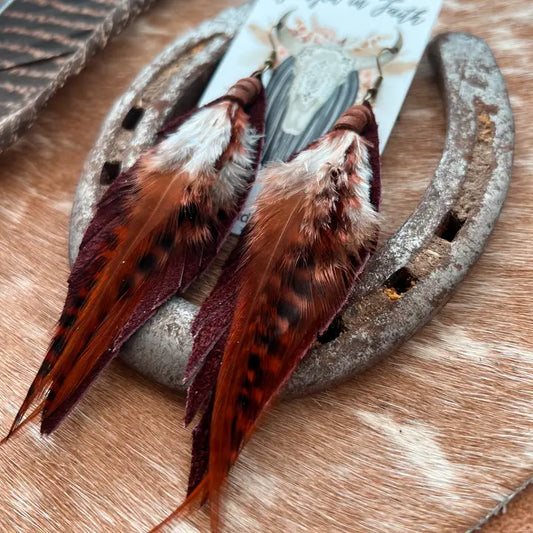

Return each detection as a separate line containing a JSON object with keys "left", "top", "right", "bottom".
{"left": 261, "top": 132, "right": 357, "bottom": 196}
{"left": 153, "top": 104, "right": 233, "bottom": 172}
{"left": 346, "top": 136, "right": 380, "bottom": 237}
{"left": 357, "top": 411, "right": 460, "bottom": 493}
{"left": 213, "top": 122, "right": 260, "bottom": 206}
{"left": 258, "top": 130, "right": 379, "bottom": 247}
{"left": 151, "top": 102, "right": 258, "bottom": 207}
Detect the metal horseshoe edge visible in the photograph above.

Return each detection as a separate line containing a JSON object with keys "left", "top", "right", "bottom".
{"left": 69, "top": 5, "right": 514, "bottom": 398}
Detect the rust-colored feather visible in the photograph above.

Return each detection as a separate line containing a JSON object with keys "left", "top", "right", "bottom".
{"left": 153, "top": 104, "right": 381, "bottom": 531}
{"left": 3, "top": 79, "right": 266, "bottom": 441}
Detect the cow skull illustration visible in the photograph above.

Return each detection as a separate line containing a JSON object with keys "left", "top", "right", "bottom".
{"left": 275, "top": 15, "right": 403, "bottom": 135}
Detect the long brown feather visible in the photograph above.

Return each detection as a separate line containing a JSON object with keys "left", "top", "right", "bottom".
{"left": 3, "top": 78, "right": 266, "bottom": 440}
{"left": 153, "top": 104, "right": 381, "bottom": 531}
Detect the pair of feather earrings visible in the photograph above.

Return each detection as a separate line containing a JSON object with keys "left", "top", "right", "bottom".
{"left": 2, "top": 30, "right": 392, "bottom": 531}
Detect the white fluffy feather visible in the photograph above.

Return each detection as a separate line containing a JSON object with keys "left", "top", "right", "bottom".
{"left": 151, "top": 101, "right": 258, "bottom": 208}
{"left": 153, "top": 103, "right": 233, "bottom": 172}
{"left": 258, "top": 130, "right": 379, "bottom": 250}
{"left": 213, "top": 122, "right": 260, "bottom": 206}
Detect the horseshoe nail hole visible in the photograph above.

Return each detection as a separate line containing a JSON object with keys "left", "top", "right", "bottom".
{"left": 317, "top": 315, "right": 346, "bottom": 344}
{"left": 100, "top": 161, "right": 121, "bottom": 185}
{"left": 384, "top": 267, "right": 418, "bottom": 301}
{"left": 436, "top": 211, "right": 466, "bottom": 242}
{"left": 121, "top": 107, "right": 144, "bottom": 130}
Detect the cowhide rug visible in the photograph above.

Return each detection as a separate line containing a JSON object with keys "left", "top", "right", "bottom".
{"left": 0, "top": 0, "right": 531, "bottom": 531}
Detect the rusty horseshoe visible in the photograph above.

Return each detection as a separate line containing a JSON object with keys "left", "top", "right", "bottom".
{"left": 69, "top": 5, "right": 514, "bottom": 397}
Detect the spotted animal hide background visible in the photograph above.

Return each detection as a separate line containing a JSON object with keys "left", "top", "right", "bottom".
{"left": 0, "top": 0, "right": 531, "bottom": 531}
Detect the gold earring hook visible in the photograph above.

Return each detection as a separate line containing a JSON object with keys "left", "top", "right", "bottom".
{"left": 252, "top": 11, "right": 295, "bottom": 78}
{"left": 363, "top": 30, "right": 403, "bottom": 103}
{"left": 252, "top": 30, "right": 277, "bottom": 77}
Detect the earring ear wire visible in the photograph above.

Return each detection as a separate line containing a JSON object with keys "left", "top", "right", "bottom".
{"left": 252, "top": 9, "right": 301, "bottom": 78}
{"left": 252, "top": 13, "right": 288, "bottom": 77}
{"left": 364, "top": 30, "right": 403, "bottom": 103}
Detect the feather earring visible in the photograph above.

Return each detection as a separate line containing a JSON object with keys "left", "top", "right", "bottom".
{"left": 1, "top": 59, "right": 274, "bottom": 441}
{"left": 153, "top": 96, "right": 382, "bottom": 531}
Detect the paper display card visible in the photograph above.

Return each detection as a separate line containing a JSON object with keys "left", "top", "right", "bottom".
{"left": 199, "top": 0, "right": 443, "bottom": 233}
